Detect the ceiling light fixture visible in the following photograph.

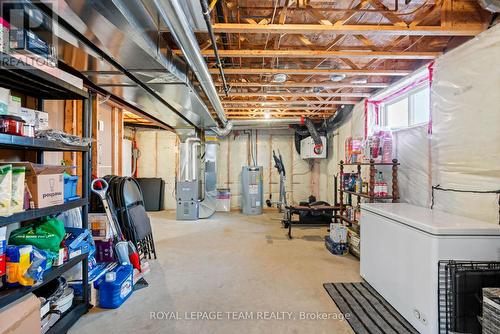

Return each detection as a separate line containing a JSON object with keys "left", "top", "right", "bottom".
{"left": 264, "top": 112, "right": 271, "bottom": 119}
{"left": 330, "top": 74, "right": 346, "bottom": 82}
{"left": 272, "top": 73, "right": 288, "bottom": 83}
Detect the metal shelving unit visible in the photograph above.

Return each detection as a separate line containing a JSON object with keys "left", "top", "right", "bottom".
{"left": 338, "top": 159, "right": 400, "bottom": 227}
{"left": 0, "top": 51, "right": 92, "bottom": 332}
{"left": 0, "top": 254, "right": 87, "bottom": 308}
{"left": 0, "top": 199, "right": 88, "bottom": 227}
{"left": 0, "top": 133, "right": 90, "bottom": 152}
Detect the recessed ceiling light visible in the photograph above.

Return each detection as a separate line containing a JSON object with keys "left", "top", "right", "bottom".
{"left": 330, "top": 74, "right": 346, "bottom": 82}
{"left": 272, "top": 73, "right": 288, "bottom": 83}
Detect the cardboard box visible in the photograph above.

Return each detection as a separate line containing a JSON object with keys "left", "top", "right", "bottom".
{"left": 0, "top": 18, "right": 9, "bottom": 54}
{"left": 19, "top": 107, "right": 37, "bottom": 126}
{"left": 0, "top": 88, "right": 9, "bottom": 115}
{"left": 89, "top": 213, "right": 112, "bottom": 240}
{"left": 0, "top": 294, "right": 41, "bottom": 334}
{"left": 8, "top": 95, "right": 21, "bottom": 117}
{"left": 35, "top": 111, "right": 49, "bottom": 130}
{"left": 11, "top": 162, "right": 68, "bottom": 208}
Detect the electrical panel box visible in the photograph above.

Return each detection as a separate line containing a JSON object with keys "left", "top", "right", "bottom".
{"left": 176, "top": 181, "right": 199, "bottom": 220}
{"left": 241, "top": 166, "right": 263, "bottom": 215}
{"left": 300, "top": 136, "right": 327, "bottom": 159}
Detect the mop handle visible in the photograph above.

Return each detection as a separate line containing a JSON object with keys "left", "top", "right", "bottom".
{"left": 91, "top": 179, "right": 120, "bottom": 240}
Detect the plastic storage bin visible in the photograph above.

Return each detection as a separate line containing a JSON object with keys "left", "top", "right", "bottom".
{"left": 96, "top": 264, "right": 133, "bottom": 309}
{"left": 216, "top": 188, "right": 231, "bottom": 212}
{"left": 63, "top": 174, "right": 79, "bottom": 202}
{"left": 324, "top": 236, "right": 348, "bottom": 256}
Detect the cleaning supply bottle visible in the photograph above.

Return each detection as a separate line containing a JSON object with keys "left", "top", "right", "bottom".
{"left": 5, "top": 245, "right": 34, "bottom": 287}
{"left": 374, "top": 171, "right": 382, "bottom": 197}
{"left": 96, "top": 264, "right": 133, "bottom": 309}
{"left": 377, "top": 172, "right": 388, "bottom": 197}
{"left": 355, "top": 175, "right": 363, "bottom": 194}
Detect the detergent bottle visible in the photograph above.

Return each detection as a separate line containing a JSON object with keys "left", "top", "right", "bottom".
{"left": 5, "top": 245, "right": 35, "bottom": 287}
{"left": 96, "top": 264, "right": 133, "bottom": 309}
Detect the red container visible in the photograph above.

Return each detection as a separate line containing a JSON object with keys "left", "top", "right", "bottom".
{"left": 0, "top": 253, "right": 6, "bottom": 276}
{"left": 0, "top": 115, "right": 25, "bottom": 136}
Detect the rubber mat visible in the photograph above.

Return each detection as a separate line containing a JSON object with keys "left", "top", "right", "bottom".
{"left": 323, "top": 282, "right": 419, "bottom": 334}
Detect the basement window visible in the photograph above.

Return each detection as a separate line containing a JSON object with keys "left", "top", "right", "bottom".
{"left": 381, "top": 85, "right": 430, "bottom": 129}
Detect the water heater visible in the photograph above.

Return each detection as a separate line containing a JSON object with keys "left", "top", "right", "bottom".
{"left": 241, "top": 166, "right": 263, "bottom": 215}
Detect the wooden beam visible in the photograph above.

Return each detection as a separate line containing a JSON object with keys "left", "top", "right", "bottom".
{"left": 226, "top": 107, "right": 337, "bottom": 111}
{"left": 223, "top": 92, "right": 372, "bottom": 98}
{"left": 195, "top": 49, "right": 440, "bottom": 59}
{"left": 227, "top": 112, "right": 334, "bottom": 116}
{"left": 111, "top": 107, "right": 123, "bottom": 176}
{"left": 366, "top": 0, "right": 407, "bottom": 27}
{"left": 211, "top": 23, "right": 484, "bottom": 36}
{"left": 210, "top": 68, "right": 411, "bottom": 76}
{"left": 223, "top": 100, "right": 357, "bottom": 105}
{"left": 218, "top": 82, "right": 389, "bottom": 88}
{"left": 228, "top": 115, "right": 331, "bottom": 119}
{"left": 63, "top": 100, "right": 77, "bottom": 169}
{"left": 91, "top": 96, "right": 99, "bottom": 176}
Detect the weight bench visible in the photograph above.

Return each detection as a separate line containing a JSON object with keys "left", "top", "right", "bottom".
{"left": 283, "top": 204, "right": 340, "bottom": 239}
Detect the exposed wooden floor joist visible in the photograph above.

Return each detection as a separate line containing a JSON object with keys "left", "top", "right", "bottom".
{"left": 211, "top": 23, "right": 485, "bottom": 36}
{"left": 223, "top": 92, "right": 372, "bottom": 98}
{"left": 218, "top": 82, "right": 389, "bottom": 88}
{"left": 185, "top": 1, "right": 490, "bottom": 120}
{"left": 223, "top": 100, "right": 358, "bottom": 106}
{"left": 210, "top": 68, "right": 412, "bottom": 76}
{"left": 190, "top": 49, "right": 441, "bottom": 59}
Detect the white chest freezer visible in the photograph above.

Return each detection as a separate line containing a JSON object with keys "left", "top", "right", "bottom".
{"left": 360, "top": 203, "right": 500, "bottom": 334}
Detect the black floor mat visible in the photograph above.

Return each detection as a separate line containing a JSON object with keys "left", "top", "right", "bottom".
{"left": 323, "top": 282, "right": 419, "bottom": 334}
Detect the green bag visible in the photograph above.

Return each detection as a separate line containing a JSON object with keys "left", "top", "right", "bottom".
{"left": 9, "top": 217, "right": 66, "bottom": 252}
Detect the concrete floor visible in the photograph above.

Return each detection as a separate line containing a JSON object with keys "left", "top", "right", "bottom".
{"left": 70, "top": 211, "right": 361, "bottom": 334}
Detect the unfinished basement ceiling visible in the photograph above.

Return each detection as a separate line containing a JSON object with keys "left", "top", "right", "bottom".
{"left": 168, "top": 0, "right": 492, "bottom": 120}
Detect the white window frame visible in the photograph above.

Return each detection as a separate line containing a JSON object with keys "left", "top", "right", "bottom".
{"left": 381, "top": 83, "right": 430, "bottom": 130}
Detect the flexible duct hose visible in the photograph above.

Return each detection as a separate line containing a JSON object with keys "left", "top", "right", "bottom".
{"left": 303, "top": 118, "right": 323, "bottom": 154}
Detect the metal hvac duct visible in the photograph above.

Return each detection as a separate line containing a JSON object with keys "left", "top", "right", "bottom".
{"left": 37, "top": 0, "right": 223, "bottom": 129}
{"left": 152, "top": 0, "right": 230, "bottom": 133}
{"left": 230, "top": 118, "right": 301, "bottom": 130}
{"left": 477, "top": 0, "right": 500, "bottom": 12}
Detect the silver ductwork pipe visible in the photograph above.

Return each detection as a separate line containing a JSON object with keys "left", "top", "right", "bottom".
{"left": 180, "top": 137, "right": 201, "bottom": 182}
{"left": 153, "top": 0, "right": 231, "bottom": 133}
{"left": 231, "top": 118, "right": 302, "bottom": 130}
{"left": 191, "top": 141, "right": 201, "bottom": 181}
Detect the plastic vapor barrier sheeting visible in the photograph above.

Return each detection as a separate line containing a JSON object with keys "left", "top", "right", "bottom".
{"left": 430, "top": 24, "right": 500, "bottom": 223}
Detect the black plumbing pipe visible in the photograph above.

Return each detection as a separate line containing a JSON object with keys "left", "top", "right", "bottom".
{"left": 200, "top": 0, "right": 229, "bottom": 96}
{"left": 303, "top": 117, "right": 324, "bottom": 154}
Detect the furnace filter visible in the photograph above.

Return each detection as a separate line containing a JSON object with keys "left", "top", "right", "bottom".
{"left": 241, "top": 166, "right": 263, "bottom": 215}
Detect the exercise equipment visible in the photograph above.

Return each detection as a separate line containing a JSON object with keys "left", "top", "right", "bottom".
{"left": 267, "top": 149, "right": 342, "bottom": 238}
{"left": 266, "top": 150, "right": 287, "bottom": 211}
